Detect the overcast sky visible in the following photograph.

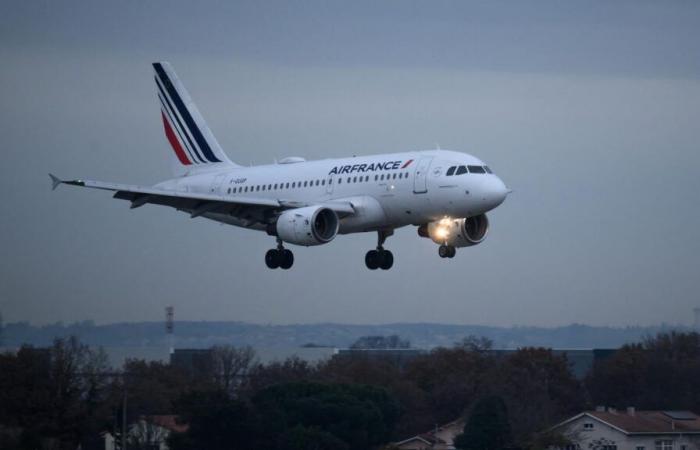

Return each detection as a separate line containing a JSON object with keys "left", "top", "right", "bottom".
{"left": 2, "top": 0, "right": 700, "bottom": 327}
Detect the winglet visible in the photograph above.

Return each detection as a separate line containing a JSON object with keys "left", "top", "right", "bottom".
{"left": 49, "top": 173, "right": 63, "bottom": 191}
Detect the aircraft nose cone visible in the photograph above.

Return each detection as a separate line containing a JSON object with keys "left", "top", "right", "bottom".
{"left": 482, "top": 176, "right": 509, "bottom": 210}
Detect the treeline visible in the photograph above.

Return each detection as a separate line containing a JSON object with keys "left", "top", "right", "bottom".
{"left": 1, "top": 332, "right": 700, "bottom": 449}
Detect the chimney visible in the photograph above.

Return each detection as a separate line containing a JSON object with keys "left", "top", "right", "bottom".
{"left": 596, "top": 406, "right": 605, "bottom": 412}
{"left": 627, "top": 407, "right": 636, "bottom": 416}
{"left": 608, "top": 407, "right": 618, "bottom": 414}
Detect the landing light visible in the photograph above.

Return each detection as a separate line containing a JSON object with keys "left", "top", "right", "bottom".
{"left": 435, "top": 226, "right": 448, "bottom": 239}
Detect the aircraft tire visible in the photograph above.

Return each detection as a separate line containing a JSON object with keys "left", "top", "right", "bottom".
{"left": 265, "top": 249, "right": 280, "bottom": 269}
{"left": 379, "top": 250, "right": 394, "bottom": 270}
{"left": 365, "top": 250, "right": 380, "bottom": 270}
{"left": 447, "top": 246, "right": 456, "bottom": 258}
{"left": 438, "top": 245, "right": 450, "bottom": 258}
{"left": 279, "top": 249, "right": 294, "bottom": 269}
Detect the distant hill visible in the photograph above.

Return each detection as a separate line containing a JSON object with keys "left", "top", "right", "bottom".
{"left": 1, "top": 321, "right": 693, "bottom": 350}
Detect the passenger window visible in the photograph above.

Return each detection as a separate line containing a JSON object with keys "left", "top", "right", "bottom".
{"left": 484, "top": 166, "right": 492, "bottom": 174}
{"left": 468, "top": 165, "right": 486, "bottom": 174}
{"left": 392, "top": 173, "right": 397, "bottom": 179}
{"left": 303, "top": 181, "right": 307, "bottom": 187}
{"left": 347, "top": 177, "right": 351, "bottom": 183}
{"left": 256, "top": 186, "right": 260, "bottom": 191}
{"left": 380, "top": 174, "right": 385, "bottom": 180}
{"left": 262, "top": 185, "right": 266, "bottom": 191}
{"left": 227, "top": 188, "right": 231, "bottom": 194}
{"left": 338, "top": 178, "right": 342, "bottom": 184}
{"left": 446, "top": 166, "right": 456, "bottom": 176}
{"left": 353, "top": 176, "right": 357, "bottom": 183}
{"left": 375, "top": 175, "right": 379, "bottom": 181}
{"left": 456, "top": 166, "right": 468, "bottom": 175}
{"left": 316, "top": 180, "right": 320, "bottom": 186}
{"left": 322, "top": 179, "right": 326, "bottom": 185}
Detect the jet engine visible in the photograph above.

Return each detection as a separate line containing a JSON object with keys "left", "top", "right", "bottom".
{"left": 418, "top": 214, "right": 489, "bottom": 247}
{"left": 275, "top": 206, "right": 339, "bottom": 246}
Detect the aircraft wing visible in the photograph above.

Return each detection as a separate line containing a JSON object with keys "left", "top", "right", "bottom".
{"left": 49, "top": 174, "right": 355, "bottom": 224}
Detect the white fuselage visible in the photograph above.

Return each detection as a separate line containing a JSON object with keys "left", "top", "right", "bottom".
{"left": 155, "top": 149, "right": 508, "bottom": 235}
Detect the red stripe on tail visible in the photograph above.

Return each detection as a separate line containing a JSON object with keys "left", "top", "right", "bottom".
{"left": 161, "top": 111, "right": 191, "bottom": 165}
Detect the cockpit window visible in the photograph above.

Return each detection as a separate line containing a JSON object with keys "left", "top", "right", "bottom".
{"left": 484, "top": 166, "right": 492, "bottom": 174}
{"left": 446, "top": 166, "right": 456, "bottom": 176}
{"left": 468, "top": 165, "right": 486, "bottom": 174}
{"left": 456, "top": 166, "right": 468, "bottom": 175}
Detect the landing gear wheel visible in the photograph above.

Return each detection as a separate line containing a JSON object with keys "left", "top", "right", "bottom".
{"left": 365, "top": 250, "right": 380, "bottom": 270}
{"left": 265, "top": 249, "right": 280, "bottom": 269}
{"left": 279, "top": 249, "right": 294, "bottom": 270}
{"left": 447, "top": 246, "right": 456, "bottom": 258}
{"left": 379, "top": 250, "right": 394, "bottom": 270}
{"left": 439, "top": 245, "right": 450, "bottom": 258}
{"left": 366, "top": 229, "right": 395, "bottom": 270}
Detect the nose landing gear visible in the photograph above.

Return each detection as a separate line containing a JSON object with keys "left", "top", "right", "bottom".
{"left": 365, "top": 230, "right": 394, "bottom": 270}
{"left": 265, "top": 240, "right": 294, "bottom": 269}
{"left": 438, "top": 244, "right": 456, "bottom": 258}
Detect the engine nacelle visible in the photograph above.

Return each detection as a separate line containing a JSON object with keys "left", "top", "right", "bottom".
{"left": 418, "top": 214, "right": 489, "bottom": 248}
{"left": 275, "top": 206, "right": 339, "bottom": 246}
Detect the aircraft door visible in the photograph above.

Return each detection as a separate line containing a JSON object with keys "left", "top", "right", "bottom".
{"left": 326, "top": 174, "right": 335, "bottom": 195}
{"left": 413, "top": 156, "right": 433, "bottom": 194}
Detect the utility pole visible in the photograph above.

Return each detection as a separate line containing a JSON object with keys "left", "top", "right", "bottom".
{"left": 122, "top": 383, "right": 128, "bottom": 450}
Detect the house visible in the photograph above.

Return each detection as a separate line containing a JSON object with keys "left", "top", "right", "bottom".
{"left": 391, "top": 419, "right": 466, "bottom": 450}
{"left": 103, "top": 415, "right": 188, "bottom": 450}
{"left": 550, "top": 408, "right": 700, "bottom": 450}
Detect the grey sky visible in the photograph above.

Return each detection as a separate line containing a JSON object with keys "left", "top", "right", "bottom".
{"left": 2, "top": 0, "right": 700, "bottom": 327}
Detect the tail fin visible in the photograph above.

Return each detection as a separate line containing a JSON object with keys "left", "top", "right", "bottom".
{"left": 153, "top": 62, "right": 238, "bottom": 176}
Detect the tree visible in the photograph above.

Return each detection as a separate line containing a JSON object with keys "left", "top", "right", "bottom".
{"left": 455, "top": 335, "right": 493, "bottom": 353}
{"left": 169, "top": 389, "right": 262, "bottom": 450}
{"left": 278, "top": 425, "right": 350, "bottom": 450}
{"left": 587, "top": 331, "right": 700, "bottom": 411}
{"left": 210, "top": 345, "right": 256, "bottom": 395}
{"left": 252, "top": 382, "right": 400, "bottom": 450}
{"left": 494, "top": 348, "right": 584, "bottom": 442}
{"left": 245, "top": 356, "right": 317, "bottom": 394}
{"left": 404, "top": 346, "right": 496, "bottom": 426}
{"left": 454, "top": 396, "right": 512, "bottom": 450}
{"left": 0, "top": 336, "right": 112, "bottom": 449}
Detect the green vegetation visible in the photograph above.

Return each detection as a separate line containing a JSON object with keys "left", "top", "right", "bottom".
{"left": 1, "top": 332, "right": 699, "bottom": 449}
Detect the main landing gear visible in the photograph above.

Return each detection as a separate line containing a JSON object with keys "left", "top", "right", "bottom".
{"left": 438, "top": 244, "right": 456, "bottom": 258}
{"left": 265, "top": 240, "right": 294, "bottom": 269}
{"left": 365, "top": 230, "right": 394, "bottom": 270}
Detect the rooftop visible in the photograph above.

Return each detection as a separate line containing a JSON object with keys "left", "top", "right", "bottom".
{"left": 561, "top": 409, "right": 700, "bottom": 434}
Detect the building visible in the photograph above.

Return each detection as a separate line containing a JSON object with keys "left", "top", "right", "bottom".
{"left": 391, "top": 419, "right": 466, "bottom": 450}
{"left": 550, "top": 408, "right": 700, "bottom": 450}
{"left": 332, "top": 348, "right": 426, "bottom": 369}
{"left": 103, "top": 415, "right": 188, "bottom": 450}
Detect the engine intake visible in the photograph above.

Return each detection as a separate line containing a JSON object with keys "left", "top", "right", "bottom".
{"left": 276, "top": 206, "right": 339, "bottom": 246}
{"left": 419, "top": 214, "right": 489, "bottom": 248}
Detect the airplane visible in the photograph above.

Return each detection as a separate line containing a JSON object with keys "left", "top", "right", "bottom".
{"left": 50, "top": 62, "right": 509, "bottom": 270}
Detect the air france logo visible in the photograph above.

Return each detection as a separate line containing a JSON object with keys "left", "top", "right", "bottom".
{"left": 329, "top": 159, "right": 413, "bottom": 175}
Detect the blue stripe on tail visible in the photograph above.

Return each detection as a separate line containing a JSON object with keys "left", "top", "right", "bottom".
{"left": 153, "top": 63, "right": 221, "bottom": 163}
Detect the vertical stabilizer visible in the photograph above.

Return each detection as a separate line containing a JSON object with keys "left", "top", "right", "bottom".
{"left": 153, "top": 62, "right": 238, "bottom": 176}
